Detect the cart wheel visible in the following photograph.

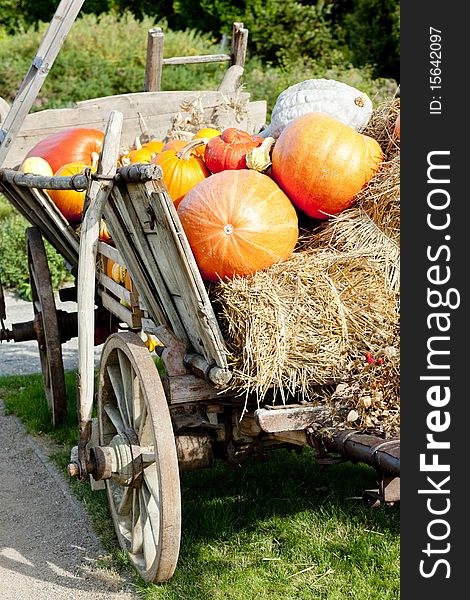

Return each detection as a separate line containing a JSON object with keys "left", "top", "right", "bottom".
{"left": 26, "top": 227, "right": 67, "bottom": 425}
{"left": 98, "top": 331, "right": 181, "bottom": 583}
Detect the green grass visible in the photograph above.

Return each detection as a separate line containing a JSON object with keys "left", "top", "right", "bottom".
{"left": 0, "top": 372, "right": 400, "bottom": 599}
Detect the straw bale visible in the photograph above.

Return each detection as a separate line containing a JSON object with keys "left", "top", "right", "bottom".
{"left": 213, "top": 248, "right": 399, "bottom": 402}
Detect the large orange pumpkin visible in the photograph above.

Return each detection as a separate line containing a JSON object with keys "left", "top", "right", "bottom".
{"left": 271, "top": 112, "right": 383, "bottom": 219}
{"left": 25, "top": 128, "right": 104, "bottom": 173}
{"left": 177, "top": 169, "right": 298, "bottom": 282}
{"left": 152, "top": 139, "right": 210, "bottom": 208}
{"left": 47, "top": 161, "right": 94, "bottom": 223}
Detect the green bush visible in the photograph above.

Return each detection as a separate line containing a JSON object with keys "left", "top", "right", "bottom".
{"left": 0, "top": 209, "right": 72, "bottom": 300}
{"left": 0, "top": 12, "right": 227, "bottom": 110}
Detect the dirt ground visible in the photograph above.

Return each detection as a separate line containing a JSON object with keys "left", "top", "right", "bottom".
{"left": 0, "top": 399, "right": 140, "bottom": 600}
{"left": 0, "top": 289, "right": 140, "bottom": 599}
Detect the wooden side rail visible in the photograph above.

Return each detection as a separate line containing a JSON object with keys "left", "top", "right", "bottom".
{"left": 145, "top": 22, "right": 248, "bottom": 92}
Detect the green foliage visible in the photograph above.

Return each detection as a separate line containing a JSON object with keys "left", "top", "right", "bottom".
{"left": 0, "top": 195, "right": 14, "bottom": 220}
{"left": 340, "top": 0, "right": 400, "bottom": 80}
{"left": 242, "top": 0, "right": 338, "bottom": 66}
{"left": 0, "top": 11, "right": 226, "bottom": 109}
{"left": 0, "top": 209, "right": 72, "bottom": 299}
{"left": 0, "top": 0, "right": 112, "bottom": 32}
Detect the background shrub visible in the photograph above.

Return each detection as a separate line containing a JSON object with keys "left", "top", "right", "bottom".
{"left": 0, "top": 12, "right": 226, "bottom": 110}
{"left": 0, "top": 199, "right": 72, "bottom": 300}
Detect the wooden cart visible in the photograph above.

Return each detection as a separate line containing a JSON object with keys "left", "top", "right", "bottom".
{"left": 0, "top": 2, "right": 399, "bottom": 584}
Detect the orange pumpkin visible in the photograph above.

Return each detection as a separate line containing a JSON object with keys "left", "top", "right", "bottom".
{"left": 142, "top": 139, "right": 165, "bottom": 154}
{"left": 47, "top": 161, "right": 95, "bottom": 223}
{"left": 106, "top": 259, "right": 126, "bottom": 284}
{"left": 161, "top": 139, "right": 189, "bottom": 153}
{"left": 124, "top": 270, "right": 132, "bottom": 291}
{"left": 152, "top": 139, "right": 210, "bottom": 208}
{"left": 121, "top": 147, "right": 158, "bottom": 165}
{"left": 177, "top": 169, "right": 298, "bottom": 282}
{"left": 271, "top": 112, "right": 383, "bottom": 219}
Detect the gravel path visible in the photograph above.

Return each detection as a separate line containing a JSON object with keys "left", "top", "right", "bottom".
{"left": 0, "top": 289, "right": 101, "bottom": 377}
{"left": 0, "top": 400, "right": 140, "bottom": 600}
{"left": 0, "top": 291, "right": 140, "bottom": 599}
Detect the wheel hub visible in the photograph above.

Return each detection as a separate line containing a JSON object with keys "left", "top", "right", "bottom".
{"left": 91, "top": 428, "right": 144, "bottom": 487}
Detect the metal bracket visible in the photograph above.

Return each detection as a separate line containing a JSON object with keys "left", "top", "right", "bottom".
{"left": 363, "top": 473, "right": 400, "bottom": 507}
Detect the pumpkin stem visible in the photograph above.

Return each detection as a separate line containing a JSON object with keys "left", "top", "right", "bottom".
{"left": 176, "top": 138, "right": 208, "bottom": 160}
{"left": 246, "top": 137, "right": 276, "bottom": 172}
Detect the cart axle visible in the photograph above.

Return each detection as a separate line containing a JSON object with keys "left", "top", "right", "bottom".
{"left": 0, "top": 309, "right": 78, "bottom": 344}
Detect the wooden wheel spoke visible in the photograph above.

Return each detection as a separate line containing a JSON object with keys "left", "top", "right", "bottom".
{"left": 142, "top": 463, "right": 161, "bottom": 507}
{"left": 140, "top": 482, "right": 158, "bottom": 571}
{"left": 106, "top": 363, "right": 131, "bottom": 428}
{"left": 103, "top": 402, "right": 126, "bottom": 434}
{"left": 138, "top": 403, "right": 148, "bottom": 441}
{"left": 117, "top": 349, "right": 134, "bottom": 425}
{"left": 117, "top": 485, "right": 133, "bottom": 517}
{"left": 132, "top": 376, "right": 144, "bottom": 432}
{"left": 131, "top": 488, "right": 143, "bottom": 554}
{"left": 139, "top": 410, "right": 153, "bottom": 447}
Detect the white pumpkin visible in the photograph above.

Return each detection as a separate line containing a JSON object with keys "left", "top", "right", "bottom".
{"left": 260, "top": 78, "right": 373, "bottom": 139}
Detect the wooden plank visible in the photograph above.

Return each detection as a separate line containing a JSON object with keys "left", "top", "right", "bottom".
{"left": 77, "top": 110, "right": 123, "bottom": 427}
{"left": 255, "top": 406, "right": 334, "bottom": 433}
{"left": 108, "top": 182, "right": 189, "bottom": 342}
{"left": 3, "top": 91, "right": 266, "bottom": 168}
{"left": 231, "top": 22, "right": 248, "bottom": 67}
{"left": 101, "top": 291, "right": 141, "bottom": 328}
{"left": 145, "top": 180, "right": 230, "bottom": 373}
{"left": 103, "top": 188, "right": 170, "bottom": 330}
{"left": 97, "top": 240, "right": 124, "bottom": 265}
{"left": 164, "top": 374, "right": 227, "bottom": 405}
{"left": 97, "top": 271, "right": 132, "bottom": 304}
{"left": 162, "top": 54, "right": 231, "bottom": 65}
{"left": 218, "top": 65, "right": 244, "bottom": 93}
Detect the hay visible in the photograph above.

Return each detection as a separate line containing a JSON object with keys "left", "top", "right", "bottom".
{"left": 214, "top": 247, "right": 399, "bottom": 398}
